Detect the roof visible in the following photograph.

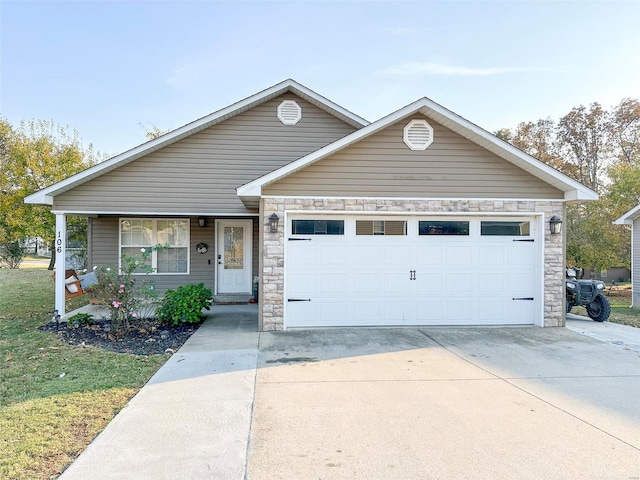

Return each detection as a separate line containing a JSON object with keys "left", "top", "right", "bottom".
{"left": 237, "top": 96, "right": 598, "bottom": 202}
{"left": 25, "top": 79, "right": 369, "bottom": 206}
{"left": 614, "top": 204, "right": 640, "bottom": 225}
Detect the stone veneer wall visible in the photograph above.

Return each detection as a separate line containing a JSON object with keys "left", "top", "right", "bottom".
{"left": 261, "top": 198, "right": 565, "bottom": 331}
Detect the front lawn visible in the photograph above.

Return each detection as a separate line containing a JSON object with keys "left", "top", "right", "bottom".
{"left": 0, "top": 269, "right": 167, "bottom": 480}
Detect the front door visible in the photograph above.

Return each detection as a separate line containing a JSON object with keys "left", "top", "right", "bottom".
{"left": 216, "top": 219, "right": 253, "bottom": 294}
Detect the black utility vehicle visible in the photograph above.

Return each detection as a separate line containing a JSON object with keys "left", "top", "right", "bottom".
{"left": 566, "top": 267, "right": 611, "bottom": 322}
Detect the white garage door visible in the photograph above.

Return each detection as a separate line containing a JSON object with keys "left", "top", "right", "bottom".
{"left": 285, "top": 216, "right": 541, "bottom": 328}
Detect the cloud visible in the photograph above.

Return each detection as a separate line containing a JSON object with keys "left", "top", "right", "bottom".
{"left": 380, "top": 62, "right": 548, "bottom": 76}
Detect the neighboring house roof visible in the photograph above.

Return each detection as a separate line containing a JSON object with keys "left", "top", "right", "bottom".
{"left": 238, "top": 97, "right": 597, "bottom": 202}
{"left": 25, "top": 79, "right": 369, "bottom": 206}
{"left": 614, "top": 204, "right": 640, "bottom": 225}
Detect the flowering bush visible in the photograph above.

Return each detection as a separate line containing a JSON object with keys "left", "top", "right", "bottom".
{"left": 91, "top": 246, "right": 163, "bottom": 337}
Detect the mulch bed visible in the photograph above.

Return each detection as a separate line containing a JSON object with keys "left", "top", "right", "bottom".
{"left": 38, "top": 318, "right": 201, "bottom": 355}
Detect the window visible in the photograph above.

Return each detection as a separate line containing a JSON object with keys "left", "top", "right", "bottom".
{"left": 481, "top": 221, "right": 530, "bottom": 236}
{"left": 120, "top": 218, "right": 189, "bottom": 274}
{"left": 419, "top": 221, "right": 469, "bottom": 236}
{"left": 291, "top": 219, "right": 344, "bottom": 235}
{"left": 356, "top": 220, "right": 406, "bottom": 236}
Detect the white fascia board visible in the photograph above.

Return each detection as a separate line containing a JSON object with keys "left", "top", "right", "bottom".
{"left": 25, "top": 79, "right": 368, "bottom": 206}
{"left": 614, "top": 204, "right": 640, "bottom": 224}
{"left": 238, "top": 97, "right": 598, "bottom": 201}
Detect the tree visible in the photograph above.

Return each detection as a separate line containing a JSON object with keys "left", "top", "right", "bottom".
{"left": 557, "top": 103, "right": 610, "bottom": 192}
{"left": 497, "top": 98, "right": 640, "bottom": 272}
{"left": 139, "top": 123, "right": 170, "bottom": 141}
{"left": 0, "top": 118, "right": 98, "bottom": 268}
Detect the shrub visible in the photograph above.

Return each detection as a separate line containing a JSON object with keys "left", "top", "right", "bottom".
{"left": 0, "top": 241, "right": 25, "bottom": 269}
{"left": 156, "top": 283, "right": 212, "bottom": 325}
{"left": 90, "top": 246, "right": 162, "bottom": 337}
{"left": 67, "top": 312, "right": 94, "bottom": 328}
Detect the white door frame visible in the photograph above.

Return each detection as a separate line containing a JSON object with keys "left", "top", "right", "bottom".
{"left": 215, "top": 219, "right": 253, "bottom": 295}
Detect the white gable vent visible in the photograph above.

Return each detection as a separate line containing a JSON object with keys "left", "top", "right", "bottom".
{"left": 277, "top": 100, "right": 302, "bottom": 125}
{"left": 403, "top": 119, "right": 434, "bottom": 150}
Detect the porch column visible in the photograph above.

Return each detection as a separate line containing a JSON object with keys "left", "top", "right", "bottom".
{"left": 54, "top": 213, "right": 66, "bottom": 317}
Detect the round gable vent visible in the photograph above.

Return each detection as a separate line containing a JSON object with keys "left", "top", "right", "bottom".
{"left": 277, "top": 100, "right": 302, "bottom": 125}
{"left": 403, "top": 119, "right": 434, "bottom": 150}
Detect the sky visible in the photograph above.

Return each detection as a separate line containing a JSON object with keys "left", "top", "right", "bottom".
{"left": 1, "top": 0, "right": 639, "bottom": 159}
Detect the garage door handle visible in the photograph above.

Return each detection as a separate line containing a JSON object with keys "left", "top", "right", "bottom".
{"left": 512, "top": 297, "right": 534, "bottom": 301}
{"left": 288, "top": 298, "right": 312, "bottom": 302}
{"left": 288, "top": 238, "right": 312, "bottom": 241}
{"left": 513, "top": 239, "right": 534, "bottom": 242}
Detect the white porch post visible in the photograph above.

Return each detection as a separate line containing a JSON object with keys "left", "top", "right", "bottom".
{"left": 54, "top": 213, "right": 66, "bottom": 317}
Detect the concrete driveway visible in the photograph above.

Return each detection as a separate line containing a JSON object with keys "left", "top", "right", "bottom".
{"left": 249, "top": 327, "right": 640, "bottom": 480}
{"left": 60, "top": 308, "right": 640, "bottom": 480}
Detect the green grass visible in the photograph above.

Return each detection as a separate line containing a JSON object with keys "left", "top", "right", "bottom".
{"left": 571, "top": 294, "right": 640, "bottom": 328}
{"left": 0, "top": 269, "right": 167, "bottom": 479}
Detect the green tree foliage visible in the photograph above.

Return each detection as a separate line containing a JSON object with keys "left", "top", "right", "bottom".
{"left": 497, "top": 98, "right": 640, "bottom": 272}
{"left": 0, "top": 118, "right": 98, "bottom": 268}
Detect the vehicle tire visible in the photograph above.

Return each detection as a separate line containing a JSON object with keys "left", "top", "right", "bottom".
{"left": 566, "top": 301, "right": 572, "bottom": 314}
{"left": 586, "top": 293, "right": 611, "bottom": 322}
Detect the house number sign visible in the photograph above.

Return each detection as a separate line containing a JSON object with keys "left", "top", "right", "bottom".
{"left": 56, "top": 231, "right": 63, "bottom": 254}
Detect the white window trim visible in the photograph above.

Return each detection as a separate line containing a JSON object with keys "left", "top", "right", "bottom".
{"left": 277, "top": 100, "right": 302, "bottom": 125}
{"left": 403, "top": 119, "right": 434, "bottom": 150}
{"left": 119, "top": 218, "right": 190, "bottom": 275}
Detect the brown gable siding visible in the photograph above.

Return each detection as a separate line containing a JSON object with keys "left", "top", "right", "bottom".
{"left": 54, "top": 94, "right": 357, "bottom": 213}
{"left": 263, "top": 115, "right": 563, "bottom": 199}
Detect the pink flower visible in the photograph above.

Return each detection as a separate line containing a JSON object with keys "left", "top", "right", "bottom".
{"left": 119, "top": 284, "right": 125, "bottom": 288}
{"left": 118, "top": 289, "right": 124, "bottom": 294}
{"left": 131, "top": 312, "right": 138, "bottom": 318}
{"left": 112, "top": 301, "right": 121, "bottom": 308}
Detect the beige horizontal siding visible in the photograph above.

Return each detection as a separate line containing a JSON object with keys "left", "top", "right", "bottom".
{"left": 54, "top": 94, "right": 357, "bottom": 213}
{"left": 264, "top": 115, "right": 563, "bottom": 199}
{"left": 89, "top": 215, "right": 258, "bottom": 296}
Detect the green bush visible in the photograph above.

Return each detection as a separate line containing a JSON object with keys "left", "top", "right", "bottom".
{"left": 67, "top": 312, "right": 94, "bottom": 328}
{"left": 156, "top": 283, "right": 212, "bottom": 325}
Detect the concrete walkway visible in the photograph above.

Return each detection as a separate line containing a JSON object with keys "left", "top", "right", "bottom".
{"left": 59, "top": 304, "right": 260, "bottom": 480}
{"left": 567, "top": 312, "right": 640, "bottom": 352}
{"left": 59, "top": 310, "right": 640, "bottom": 480}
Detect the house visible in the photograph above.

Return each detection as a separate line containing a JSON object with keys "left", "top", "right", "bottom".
{"left": 25, "top": 79, "right": 597, "bottom": 330}
{"left": 614, "top": 205, "right": 640, "bottom": 308}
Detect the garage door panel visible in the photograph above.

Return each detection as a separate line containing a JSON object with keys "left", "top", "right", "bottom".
{"left": 477, "top": 301, "right": 505, "bottom": 322}
{"left": 506, "top": 272, "right": 536, "bottom": 293}
{"left": 478, "top": 273, "right": 506, "bottom": 292}
{"left": 415, "top": 246, "right": 444, "bottom": 266}
{"left": 318, "top": 274, "right": 347, "bottom": 293}
{"left": 478, "top": 246, "right": 504, "bottom": 265}
{"left": 445, "top": 301, "right": 473, "bottom": 321}
{"left": 288, "top": 274, "right": 316, "bottom": 295}
{"left": 507, "top": 300, "right": 536, "bottom": 324}
{"left": 289, "top": 245, "right": 317, "bottom": 265}
{"left": 384, "top": 247, "right": 409, "bottom": 266}
{"left": 286, "top": 216, "right": 539, "bottom": 328}
{"left": 446, "top": 246, "right": 473, "bottom": 265}
{"left": 415, "top": 274, "right": 444, "bottom": 293}
{"left": 353, "top": 246, "right": 382, "bottom": 265}
{"left": 353, "top": 301, "right": 382, "bottom": 323}
{"left": 318, "top": 302, "right": 349, "bottom": 325}
{"left": 385, "top": 274, "right": 411, "bottom": 293}
{"left": 445, "top": 273, "right": 467, "bottom": 292}
{"left": 383, "top": 301, "right": 410, "bottom": 322}
{"left": 321, "top": 245, "right": 347, "bottom": 265}
{"left": 353, "top": 273, "right": 383, "bottom": 293}
{"left": 414, "top": 301, "right": 443, "bottom": 322}
{"left": 508, "top": 246, "right": 536, "bottom": 265}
